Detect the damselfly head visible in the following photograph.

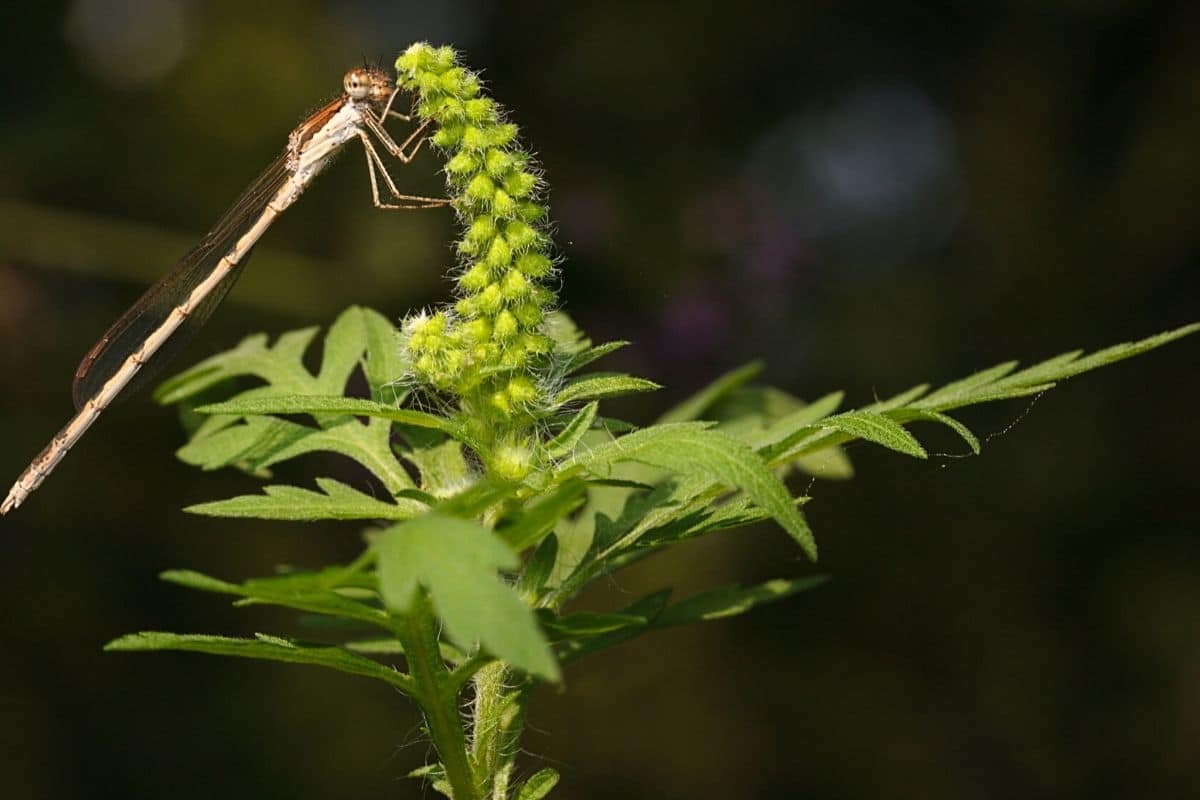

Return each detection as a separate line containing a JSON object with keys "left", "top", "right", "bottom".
{"left": 344, "top": 67, "right": 393, "bottom": 105}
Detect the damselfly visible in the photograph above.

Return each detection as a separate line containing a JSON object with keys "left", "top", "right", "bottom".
{"left": 2, "top": 67, "right": 446, "bottom": 515}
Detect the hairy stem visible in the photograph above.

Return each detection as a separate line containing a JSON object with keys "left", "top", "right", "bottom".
{"left": 397, "top": 591, "right": 479, "bottom": 800}
{"left": 470, "top": 661, "right": 526, "bottom": 799}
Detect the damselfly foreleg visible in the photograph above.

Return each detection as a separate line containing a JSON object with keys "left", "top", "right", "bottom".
{"left": 358, "top": 132, "right": 449, "bottom": 210}
{"left": 362, "top": 113, "right": 435, "bottom": 164}
{"left": 379, "top": 87, "right": 412, "bottom": 123}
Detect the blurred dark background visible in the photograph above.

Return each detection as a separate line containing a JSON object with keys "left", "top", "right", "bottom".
{"left": 1, "top": 1, "right": 1197, "bottom": 798}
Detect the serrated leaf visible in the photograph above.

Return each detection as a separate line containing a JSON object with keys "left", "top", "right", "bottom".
{"left": 994, "top": 349, "right": 1082, "bottom": 386}
{"left": 154, "top": 328, "right": 315, "bottom": 405}
{"left": 178, "top": 415, "right": 412, "bottom": 493}
{"left": 563, "top": 421, "right": 710, "bottom": 472}
{"left": 752, "top": 391, "right": 845, "bottom": 450}
{"left": 655, "top": 577, "right": 828, "bottom": 627}
{"left": 159, "top": 568, "right": 390, "bottom": 629}
{"left": 819, "top": 411, "right": 927, "bottom": 458}
{"left": 904, "top": 410, "right": 980, "bottom": 454}
{"left": 155, "top": 313, "right": 359, "bottom": 407}
{"left": 553, "top": 374, "right": 660, "bottom": 406}
{"left": 543, "top": 311, "right": 591, "bottom": 355}
{"left": 515, "top": 768, "right": 560, "bottom": 800}
{"left": 915, "top": 362, "right": 1018, "bottom": 408}
{"left": 636, "top": 494, "right": 775, "bottom": 548}
{"left": 541, "top": 611, "right": 645, "bottom": 641}
{"left": 910, "top": 324, "right": 1200, "bottom": 412}
{"left": 360, "top": 307, "right": 409, "bottom": 404}
{"left": 565, "top": 423, "right": 817, "bottom": 559}
{"left": 866, "top": 383, "right": 932, "bottom": 412}
{"left": 561, "top": 341, "right": 630, "bottom": 375}
{"left": 594, "top": 416, "right": 636, "bottom": 435}
{"left": 256, "top": 417, "right": 413, "bottom": 493}
{"left": 195, "top": 395, "right": 458, "bottom": 434}
{"left": 658, "top": 362, "right": 763, "bottom": 424}
{"left": 176, "top": 416, "right": 297, "bottom": 472}
{"left": 375, "top": 514, "right": 559, "bottom": 681}
{"left": 185, "top": 477, "right": 424, "bottom": 521}
{"left": 104, "top": 633, "right": 412, "bottom": 691}
{"left": 557, "top": 589, "right": 671, "bottom": 664}
{"left": 544, "top": 401, "right": 598, "bottom": 460}
{"left": 315, "top": 307, "right": 368, "bottom": 394}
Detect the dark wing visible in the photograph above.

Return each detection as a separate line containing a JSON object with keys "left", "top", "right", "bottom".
{"left": 72, "top": 150, "right": 292, "bottom": 410}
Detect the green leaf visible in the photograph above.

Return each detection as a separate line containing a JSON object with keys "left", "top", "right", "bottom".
{"left": 497, "top": 480, "right": 587, "bottom": 552}
{"left": 563, "top": 421, "right": 710, "bottom": 472}
{"left": 561, "top": 341, "right": 630, "bottom": 375}
{"left": 315, "top": 306, "right": 368, "bottom": 394}
{"left": 636, "top": 494, "right": 776, "bottom": 548}
{"left": 543, "top": 401, "right": 598, "bottom": 460}
{"left": 541, "top": 611, "right": 645, "bottom": 641}
{"left": 405, "top": 440, "right": 472, "bottom": 496}
{"left": 565, "top": 423, "right": 817, "bottom": 559}
{"left": 195, "top": 395, "right": 458, "bottom": 434}
{"left": 913, "top": 362, "right": 1018, "bottom": 409}
{"left": 408, "top": 764, "right": 453, "bottom": 799}
{"left": 434, "top": 480, "right": 522, "bottom": 519}
{"left": 905, "top": 410, "right": 980, "bottom": 455}
{"left": 865, "top": 383, "right": 931, "bottom": 412}
{"left": 910, "top": 324, "right": 1200, "bottom": 412}
{"left": 655, "top": 577, "right": 828, "bottom": 627}
{"left": 375, "top": 514, "right": 559, "bottom": 681}
{"left": 515, "top": 768, "right": 560, "bottom": 800}
{"left": 543, "top": 311, "right": 591, "bottom": 355}
{"left": 557, "top": 589, "right": 671, "bottom": 664}
{"left": 819, "top": 411, "right": 927, "bottom": 459}
{"left": 159, "top": 568, "right": 390, "bottom": 629}
{"left": 792, "top": 448, "right": 856, "bottom": 480}
{"left": 360, "top": 307, "right": 409, "bottom": 404}
{"left": 179, "top": 415, "right": 413, "bottom": 493}
{"left": 752, "top": 391, "right": 844, "bottom": 450}
{"left": 256, "top": 417, "right": 412, "bottom": 492}
{"left": 553, "top": 374, "right": 660, "bottom": 406}
{"left": 158, "top": 569, "right": 240, "bottom": 594}
{"left": 156, "top": 308, "right": 376, "bottom": 410}
{"left": 176, "top": 416, "right": 293, "bottom": 472}
{"left": 105, "top": 632, "right": 412, "bottom": 692}
{"left": 658, "top": 361, "right": 763, "bottom": 424}
{"left": 185, "top": 477, "right": 425, "bottom": 521}
{"left": 516, "top": 534, "right": 558, "bottom": 601}
{"left": 344, "top": 637, "right": 404, "bottom": 654}
{"left": 154, "top": 327, "right": 318, "bottom": 405}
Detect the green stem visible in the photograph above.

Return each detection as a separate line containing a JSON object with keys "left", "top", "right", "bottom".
{"left": 397, "top": 591, "right": 479, "bottom": 800}
{"left": 470, "top": 662, "right": 527, "bottom": 799}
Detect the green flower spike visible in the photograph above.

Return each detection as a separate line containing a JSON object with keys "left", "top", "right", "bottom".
{"left": 396, "top": 43, "right": 556, "bottom": 480}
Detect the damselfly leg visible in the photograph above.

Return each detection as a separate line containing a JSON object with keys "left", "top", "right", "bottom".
{"left": 359, "top": 114, "right": 449, "bottom": 210}
{"left": 378, "top": 87, "right": 412, "bottom": 123}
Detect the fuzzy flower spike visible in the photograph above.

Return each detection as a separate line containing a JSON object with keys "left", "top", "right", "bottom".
{"left": 395, "top": 44, "right": 558, "bottom": 481}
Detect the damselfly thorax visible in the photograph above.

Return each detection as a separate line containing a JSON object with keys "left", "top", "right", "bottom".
{"left": 2, "top": 67, "right": 448, "bottom": 515}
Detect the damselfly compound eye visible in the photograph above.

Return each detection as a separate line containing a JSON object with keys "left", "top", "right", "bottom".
{"left": 344, "top": 69, "right": 370, "bottom": 100}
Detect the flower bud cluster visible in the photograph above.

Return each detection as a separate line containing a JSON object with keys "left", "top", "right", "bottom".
{"left": 395, "top": 44, "right": 556, "bottom": 429}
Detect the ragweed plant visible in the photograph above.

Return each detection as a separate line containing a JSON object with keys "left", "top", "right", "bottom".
{"left": 105, "top": 43, "right": 1199, "bottom": 800}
